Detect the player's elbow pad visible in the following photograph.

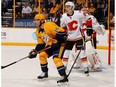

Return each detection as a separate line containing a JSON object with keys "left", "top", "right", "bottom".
{"left": 86, "top": 27, "right": 93, "bottom": 36}
{"left": 56, "top": 32, "right": 66, "bottom": 43}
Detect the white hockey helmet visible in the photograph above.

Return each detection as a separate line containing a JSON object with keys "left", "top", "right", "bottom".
{"left": 65, "top": 1, "right": 75, "bottom": 10}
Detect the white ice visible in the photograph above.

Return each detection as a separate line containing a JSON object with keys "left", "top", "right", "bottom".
{"left": 1, "top": 46, "right": 115, "bottom": 87}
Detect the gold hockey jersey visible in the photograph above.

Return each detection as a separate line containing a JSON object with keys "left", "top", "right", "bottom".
{"left": 36, "top": 22, "right": 65, "bottom": 46}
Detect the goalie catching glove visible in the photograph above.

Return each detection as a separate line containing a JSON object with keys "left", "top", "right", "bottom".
{"left": 92, "top": 24, "right": 105, "bottom": 35}
{"left": 28, "top": 49, "right": 37, "bottom": 59}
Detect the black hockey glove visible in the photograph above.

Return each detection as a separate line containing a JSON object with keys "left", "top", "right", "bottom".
{"left": 86, "top": 26, "right": 93, "bottom": 36}
{"left": 28, "top": 49, "right": 37, "bottom": 59}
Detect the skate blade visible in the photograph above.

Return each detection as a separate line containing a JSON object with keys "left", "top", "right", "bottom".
{"left": 73, "top": 66, "right": 81, "bottom": 69}
{"left": 84, "top": 73, "right": 89, "bottom": 76}
{"left": 94, "top": 69, "right": 103, "bottom": 72}
{"left": 85, "top": 74, "right": 89, "bottom": 76}
{"left": 37, "top": 77, "right": 48, "bottom": 81}
{"left": 57, "top": 82, "right": 70, "bottom": 87}
{"left": 90, "top": 68, "right": 103, "bottom": 72}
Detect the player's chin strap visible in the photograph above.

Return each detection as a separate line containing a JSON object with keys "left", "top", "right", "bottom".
{"left": 1, "top": 46, "right": 51, "bottom": 69}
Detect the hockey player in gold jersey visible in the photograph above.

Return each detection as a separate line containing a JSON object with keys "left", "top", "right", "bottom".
{"left": 28, "top": 14, "right": 68, "bottom": 83}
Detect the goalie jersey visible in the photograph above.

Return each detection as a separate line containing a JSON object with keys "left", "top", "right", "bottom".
{"left": 81, "top": 14, "right": 99, "bottom": 38}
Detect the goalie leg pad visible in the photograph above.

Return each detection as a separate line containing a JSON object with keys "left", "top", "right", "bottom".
{"left": 87, "top": 54, "right": 96, "bottom": 67}
{"left": 87, "top": 53, "right": 102, "bottom": 69}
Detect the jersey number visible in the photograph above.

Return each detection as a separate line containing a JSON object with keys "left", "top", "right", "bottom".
{"left": 42, "top": 35, "right": 49, "bottom": 43}
{"left": 67, "top": 20, "right": 78, "bottom": 31}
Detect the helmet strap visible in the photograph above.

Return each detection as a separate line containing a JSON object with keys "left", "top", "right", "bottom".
{"left": 67, "top": 10, "right": 74, "bottom": 16}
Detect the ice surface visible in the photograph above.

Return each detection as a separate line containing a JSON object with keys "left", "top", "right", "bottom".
{"left": 1, "top": 46, "right": 115, "bottom": 87}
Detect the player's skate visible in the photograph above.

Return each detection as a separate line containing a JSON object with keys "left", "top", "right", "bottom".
{"left": 57, "top": 76, "right": 69, "bottom": 83}
{"left": 84, "top": 67, "right": 89, "bottom": 76}
{"left": 57, "top": 76, "right": 69, "bottom": 86}
{"left": 37, "top": 72, "right": 48, "bottom": 79}
{"left": 91, "top": 63, "right": 102, "bottom": 72}
{"left": 91, "top": 53, "right": 102, "bottom": 72}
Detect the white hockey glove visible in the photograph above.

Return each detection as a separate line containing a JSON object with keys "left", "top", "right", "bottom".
{"left": 93, "top": 24, "right": 106, "bottom": 35}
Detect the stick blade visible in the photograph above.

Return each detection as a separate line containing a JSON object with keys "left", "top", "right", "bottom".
{"left": 1, "top": 66, "right": 6, "bottom": 69}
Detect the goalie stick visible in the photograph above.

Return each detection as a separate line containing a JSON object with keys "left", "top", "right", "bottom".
{"left": 1, "top": 46, "right": 51, "bottom": 69}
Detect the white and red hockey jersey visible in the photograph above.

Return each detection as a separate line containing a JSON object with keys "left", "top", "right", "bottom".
{"left": 81, "top": 14, "right": 99, "bottom": 38}
{"left": 60, "top": 10, "right": 90, "bottom": 41}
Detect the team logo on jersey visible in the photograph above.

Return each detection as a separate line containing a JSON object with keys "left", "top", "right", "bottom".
{"left": 67, "top": 20, "right": 78, "bottom": 31}
{"left": 55, "top": 28, "right": 59, "bottom": 32}
{"left": 42, "top": 35, "right": 49, "bottom": 43}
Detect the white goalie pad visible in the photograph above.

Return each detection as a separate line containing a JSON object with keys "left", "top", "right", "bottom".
{"left": 86, "top": 41, "right": 96, "bottom": 55}
{"left": 86, "top": 41, "right": 102, "bottom": 69}
{"left": 84, "top": 30, "right": 91, "bottom": 41}
{"left": 92, "top": 24, "right": 106, "bottom": 35}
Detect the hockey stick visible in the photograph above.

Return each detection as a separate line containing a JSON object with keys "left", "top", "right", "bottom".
{"left": 66, "top": 42, "right": 86, "bottom": 78}
{"left": 1, "top": 56, "right": 29, "bottom": 69}
{"left": 1, "top": 46, "right": 51, "bottom": 69}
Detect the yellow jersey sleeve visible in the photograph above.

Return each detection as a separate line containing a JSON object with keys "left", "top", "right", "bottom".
{"left": 43, "top": 22, "right": 65, "bottom": 38}
{"left": 36, "top": 28, "right": 45, "bottom": 44}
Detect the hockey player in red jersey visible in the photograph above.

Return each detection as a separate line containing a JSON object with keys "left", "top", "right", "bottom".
{"left": 60, "top": 1, "right": 90, "bottom": 76}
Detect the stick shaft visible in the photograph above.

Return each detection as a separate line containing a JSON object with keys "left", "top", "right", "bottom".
{"left": 1, "top": 46, "right": 51, "bottom": 69}
{"left": 1, "top": 62, "right": 17, "bottom": 69}
{"left": 67, "top": 41, "right": 86, "bottom": 77}
{"left": 1, "top": 56, "right": 28, "bottom": 69}
{"left": 67, "top": 48, "right": 82, "bottom": 77}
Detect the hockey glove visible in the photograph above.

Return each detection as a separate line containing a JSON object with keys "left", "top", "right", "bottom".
{"left": 28, "top": 49, "right": 37, "bottom": 59}
{"left": 86, "top": 26, "right": 93, "bottom": 36}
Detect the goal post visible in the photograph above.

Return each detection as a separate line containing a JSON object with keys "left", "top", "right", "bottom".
{"left": 108, "top": 0, "right": 111, "bottom": 65}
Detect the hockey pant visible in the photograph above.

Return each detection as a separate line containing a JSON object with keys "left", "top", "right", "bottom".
{"left": 62, "top": 39, "right": 88, "bottom": 68}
